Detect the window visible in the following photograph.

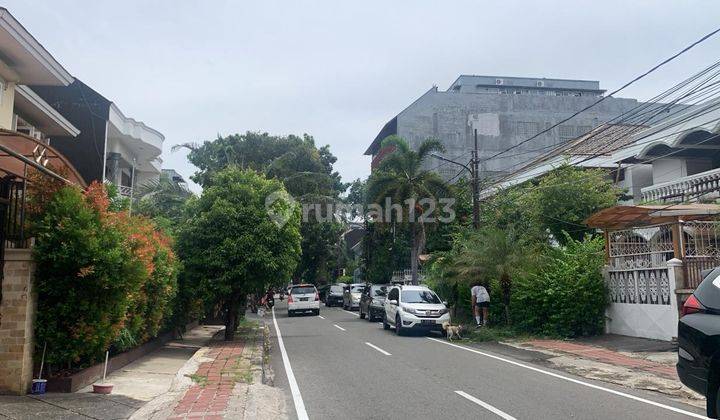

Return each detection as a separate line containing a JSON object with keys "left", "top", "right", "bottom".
{"left": 558, "top": 125, "right": 575, "bottom": 141}
{"left": 330, "top": 285, "right": 343, "bottom": 293}
{"left": 576, "top": 126, "right": 592, "bottom": 136}
{"left": 371, "top": 286, "right": 387, "bottom": 297}
{"left": 291, "top": 286, "right": 316, "bottom": 294}
{"left": 401, "top": 290, "right": 441, "bottom": 304}
{"left": 516, "top": 121, "right": 541, "bottom": 137}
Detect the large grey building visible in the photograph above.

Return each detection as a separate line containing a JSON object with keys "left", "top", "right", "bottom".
{"left": 365, "top": 75, "right": 643, "bottom": 180}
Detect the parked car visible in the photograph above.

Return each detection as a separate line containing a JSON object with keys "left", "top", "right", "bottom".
{"left": 677, "top": 268, "right": 720, "bottom": 419}
{"left": 287, "top": 284, "right": 320, "bottom": 317}
{"left": 325, "top": 283, "right": 346, "bottom": 307}
{"left": 359, "top": 284, "right": 389, "bottom": 321}
{"left": 343, "top": 283, "right": 365, "bottom": 310}
{"left": 382, "top": 284, "right": 449, "bottom": 335}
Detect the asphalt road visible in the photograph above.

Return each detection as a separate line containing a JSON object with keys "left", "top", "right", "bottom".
{"left": 268, "top": 300, "right": 706, "bottom": 420}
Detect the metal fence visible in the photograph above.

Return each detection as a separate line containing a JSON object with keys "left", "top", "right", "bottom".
{"left": 683, "top": 221, "right": 720, "bottom": 289}
{"left": 0, "top": 177, "right": 27, "bottom": 250}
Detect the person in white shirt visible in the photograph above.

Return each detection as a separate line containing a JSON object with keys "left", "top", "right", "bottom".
{"left": 471, "top": 282, "right": 490, "bottom": 327}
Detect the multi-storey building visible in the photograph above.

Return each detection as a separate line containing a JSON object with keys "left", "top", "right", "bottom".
{"left": 365, "top": 75, "right": 642, "bottom": 180}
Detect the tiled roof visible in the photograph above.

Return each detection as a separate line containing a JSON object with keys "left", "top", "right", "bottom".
{"left": 565, "top": 124, "right": 648, "bottom": 156}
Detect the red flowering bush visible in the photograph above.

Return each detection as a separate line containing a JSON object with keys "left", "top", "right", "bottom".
{"left": 33, "top": 182, "right": 178, "bottom": 369}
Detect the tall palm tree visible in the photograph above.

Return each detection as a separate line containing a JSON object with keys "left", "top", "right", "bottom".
{"left": 367, "top": 136, "right": 447, "bottom": 284}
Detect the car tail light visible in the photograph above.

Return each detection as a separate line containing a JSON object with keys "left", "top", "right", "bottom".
{"left": 681, "top": 295, "right": 706, "bottom": 316}
{"left": 287, "top": 294, "right": 293, "bottom": 304}
{"left": 315, "top": 292, "right": 320, "bottom": 301}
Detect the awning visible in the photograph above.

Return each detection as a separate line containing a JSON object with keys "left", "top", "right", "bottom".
{"left": 585, "top": 204, "right": 720, "bottom": 230}
{"left": 0, "top": 129, "right": 85, "bottom": 186}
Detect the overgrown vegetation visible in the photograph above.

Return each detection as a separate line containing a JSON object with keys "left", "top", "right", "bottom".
{"left": 33, "top": 183, "right": 178, "bottom": 368}
{"left": 423, "top": 164, "right": 619, "bottom": 338}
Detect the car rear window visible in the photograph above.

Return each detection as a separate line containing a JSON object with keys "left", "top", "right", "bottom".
{"left": 696, "top": 269, "right": 720, "bottom": 310}
{"left": 330, "top": 285, "right": 343, "bottom": 293}
{"left": 371, "top": 286, "right": 388, "bottom": 296}
{"left": 291, "top": 286, "right": 316, "bottom": 294}
{"left": 350, "top": 285, "right": 364, "bottom": 293}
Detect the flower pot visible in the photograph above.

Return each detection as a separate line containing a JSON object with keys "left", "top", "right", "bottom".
{"left": 31, "top": 379, "right": 47, "bottom": 394}
{"left": 92, "top": 383, "right": 113, "bottom": 394}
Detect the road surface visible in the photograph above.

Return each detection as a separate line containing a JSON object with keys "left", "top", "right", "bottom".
{"left": 268, "top": 300, "right": 706, "bottom": 420}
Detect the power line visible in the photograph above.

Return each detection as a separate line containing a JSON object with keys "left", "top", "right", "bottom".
{"left": 481, "top": 26, "right": 720, "bottom": 163}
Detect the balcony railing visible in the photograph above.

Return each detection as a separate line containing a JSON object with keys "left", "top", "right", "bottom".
{"left": 641, "top": 167, "right": 720, "bottom": 203}
{"left": 118, "top": 185, "right": 133, "bottom": 197}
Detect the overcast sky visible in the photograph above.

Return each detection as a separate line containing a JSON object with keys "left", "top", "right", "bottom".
{"left": 6, "top": 1, "right": 720, "bottom": 192}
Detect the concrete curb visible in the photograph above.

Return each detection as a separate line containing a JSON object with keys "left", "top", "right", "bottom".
{"left": 128, "top": 330, "right": 223, "bottom": 420}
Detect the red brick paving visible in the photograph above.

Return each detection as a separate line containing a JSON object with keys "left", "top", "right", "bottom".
{"left": 169, "top": 340, "right": 245, "bottom": 420}
{"left": 527, "top": 339, "right": 678, "bottom": 379}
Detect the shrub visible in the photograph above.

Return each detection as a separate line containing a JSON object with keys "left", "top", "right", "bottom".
{"left": 511, "top": 235, "right": 608, "bottom": 337}
{"left": 33, "top": 182, "right": 178, "bottom": 368}
{"left": 33, "top": 186, "right": 141, "bottom": 367}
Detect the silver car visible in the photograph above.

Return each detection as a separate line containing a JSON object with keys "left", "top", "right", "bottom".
{"left": 342, "top": 283, "right": 364, "bottom": 310}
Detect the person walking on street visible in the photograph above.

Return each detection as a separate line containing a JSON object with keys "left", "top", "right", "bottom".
{"left": 471, "top": 281, "right": 490, "bottom": 327}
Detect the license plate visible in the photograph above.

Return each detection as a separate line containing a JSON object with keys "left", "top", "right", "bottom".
{"left": 299, "top": 297, "right": 309, "bottom": 301}
{"left": 421, "top": 320, "right": 435, "bottom": 326}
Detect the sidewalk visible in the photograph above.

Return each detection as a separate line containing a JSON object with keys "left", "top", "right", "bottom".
{"left": 509, "top": 334, "right": 704, "bottom": 407}
{"left": 0, "top": 325, "right": 221, "bottom": 420}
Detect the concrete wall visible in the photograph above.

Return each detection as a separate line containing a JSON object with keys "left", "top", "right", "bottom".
{"left": 0, "top": 248, "right": 36, "bottom": 395}
{"left": 395, "top": 89, "right": 640, "bottom": 180}
{"left": 0, "top": 79, "right": 16, "bottom": 131}
{"left": 604, "top": 259, "right": 682, "bottom": 341}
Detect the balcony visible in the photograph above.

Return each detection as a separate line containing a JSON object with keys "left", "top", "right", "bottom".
{"left": 118, "top": 185, "right": 133, "bottom": 197}
{"left": 641, "top": 167, "right": 720, "bottom": 202}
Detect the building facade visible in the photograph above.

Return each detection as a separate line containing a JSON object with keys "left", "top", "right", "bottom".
{"left": 32, "top": 79, "right": 164, "bottom": 197}
{"left": 366, "top": 75, "right": 641, "bottom": 180}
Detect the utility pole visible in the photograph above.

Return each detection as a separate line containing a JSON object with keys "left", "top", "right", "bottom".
{"left": 471, "top": 128, "right": 480, "bottom": 229}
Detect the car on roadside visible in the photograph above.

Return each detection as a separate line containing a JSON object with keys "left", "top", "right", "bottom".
{"left": 324, "top": 283, "right": 346, "bottom": 307}
{"left": 382, "top": 284, "right": 450, "bottom": 335}
{"left": 677, "top": 267, "right": 720, "bottom": 419}
{"left": 287, "top": 284, "right": 320, "bottom": 317}
{"left": 343, "top": 283, "right": 365, "bottom": 310}
{"left": 359, "top": 283, "right": 389, "bottom": 321}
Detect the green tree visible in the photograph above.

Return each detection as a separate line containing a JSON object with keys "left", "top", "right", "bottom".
{"left": 177, "top": 168, "right": 301, "bottom": 340}
{"left": 134, "top": 172, "right": 193, "bottom": 232}
{"left": 525, "top": 165, "right": 620, "bottom": 245}
{"left": 367, "top": 136, "right": 448, "bottom": 284}
{"left": 176, "top": 132, "right": 344, "bottom": 285}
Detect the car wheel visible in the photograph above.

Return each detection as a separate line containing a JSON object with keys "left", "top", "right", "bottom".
{"left": 287, "top": 311, "right": 293, "bottom": 317}
{"left": 367, "top": 310, "right": 373, "bottom": 322}
{"left": 395, "top": 315, "right": 404, "bottom": 336}
{"left": 715, "top": 383, "right": 720, "bottom": 419}
{"left": 359, "top": 308, "right": 366, "bottom": 319}
{"left": 383, "top": 314, "right": 390, "bottom": 330}
{"left": 314, "top": 309, "right": 320, "bottom": 316}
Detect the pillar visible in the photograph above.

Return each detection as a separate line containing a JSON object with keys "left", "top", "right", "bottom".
{"left": 0, "top": 248, "right": 36, "bottom": 395}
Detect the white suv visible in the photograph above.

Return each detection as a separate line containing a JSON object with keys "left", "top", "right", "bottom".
{"left": 382, "top": 285, "right": 449, "bottom": 335}
{"left": 287, "top": 284, "right": 320, "bottom": 317}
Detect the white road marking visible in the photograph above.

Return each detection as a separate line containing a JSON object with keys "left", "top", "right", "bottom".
{"left": 318, "top": 315, "right": 325, "bottom": 319}
{"left": 427, "top": 337, "right": 706, "bottom": 419}
{"left": 271, "top": 308, "right": 309, "bottom": 420}
{"left": 341, "top": 309, "right": 358, "bottom": 317}
{"left": 365, "top": 342, "right": 392, "bottom": 356}
{"left": 455, "top": 391, "right": 516, "bottom": 420}
{"left": 333, "top": 324, "right": 346, "bottom": 331}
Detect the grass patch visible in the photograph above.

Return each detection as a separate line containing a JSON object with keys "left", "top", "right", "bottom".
{"left": 186, "top": 373, "right": 208, "bottom": 387}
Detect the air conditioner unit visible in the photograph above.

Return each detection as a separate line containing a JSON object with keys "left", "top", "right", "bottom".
{"left": 536, "top": 81, "right": 544, "bottom": 87}
{"left": 495, "top": 78, "right": 504, "bottom": 85}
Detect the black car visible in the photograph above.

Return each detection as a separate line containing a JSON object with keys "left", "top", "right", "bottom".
{"left": 677, "top": 268, "right": 720, "bottom": 418}
{"left": 324, "top": 283, "right": 346, "bottom": 307}
{"left": 359, "top": 284, "right": 389, "bottom": 321}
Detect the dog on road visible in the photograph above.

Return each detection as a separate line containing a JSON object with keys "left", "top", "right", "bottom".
{"left": 442, "top": 321, "right": 464, "bottom": 341}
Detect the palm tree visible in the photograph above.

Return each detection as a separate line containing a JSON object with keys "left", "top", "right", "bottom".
{"left": 367, "top": 136, "right": 447, "bottom": 284}
{"left": 450, "top": 227, "right": 533, "bottom": 325}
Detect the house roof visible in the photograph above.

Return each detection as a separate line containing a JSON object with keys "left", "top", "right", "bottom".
{"left": 585, "top": 204, "right": 720, "bottom": 230}
{"left": 0, "top": 129, "right": 86, "bottom": 186}
{"left": 14, "top": 85, "right": 80, "bottom": 136}
{"left": 0, "top": 8, "right": 73, "bottom": 85}
{"left": 563, "top": 124, "right": 648, "bottom": 156}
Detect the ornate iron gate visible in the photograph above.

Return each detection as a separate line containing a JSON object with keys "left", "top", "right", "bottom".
{"left": 683, "top": 221, "right": 720, "bottom": 289}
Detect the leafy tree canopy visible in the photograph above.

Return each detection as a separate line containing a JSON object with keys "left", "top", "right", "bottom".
{"left": 177, "top": 167, "right": 301, "bottom": 339}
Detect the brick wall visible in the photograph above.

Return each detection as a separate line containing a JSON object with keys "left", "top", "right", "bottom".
{"left": 0, "top": 248, "right": 36, "bottom": 395}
